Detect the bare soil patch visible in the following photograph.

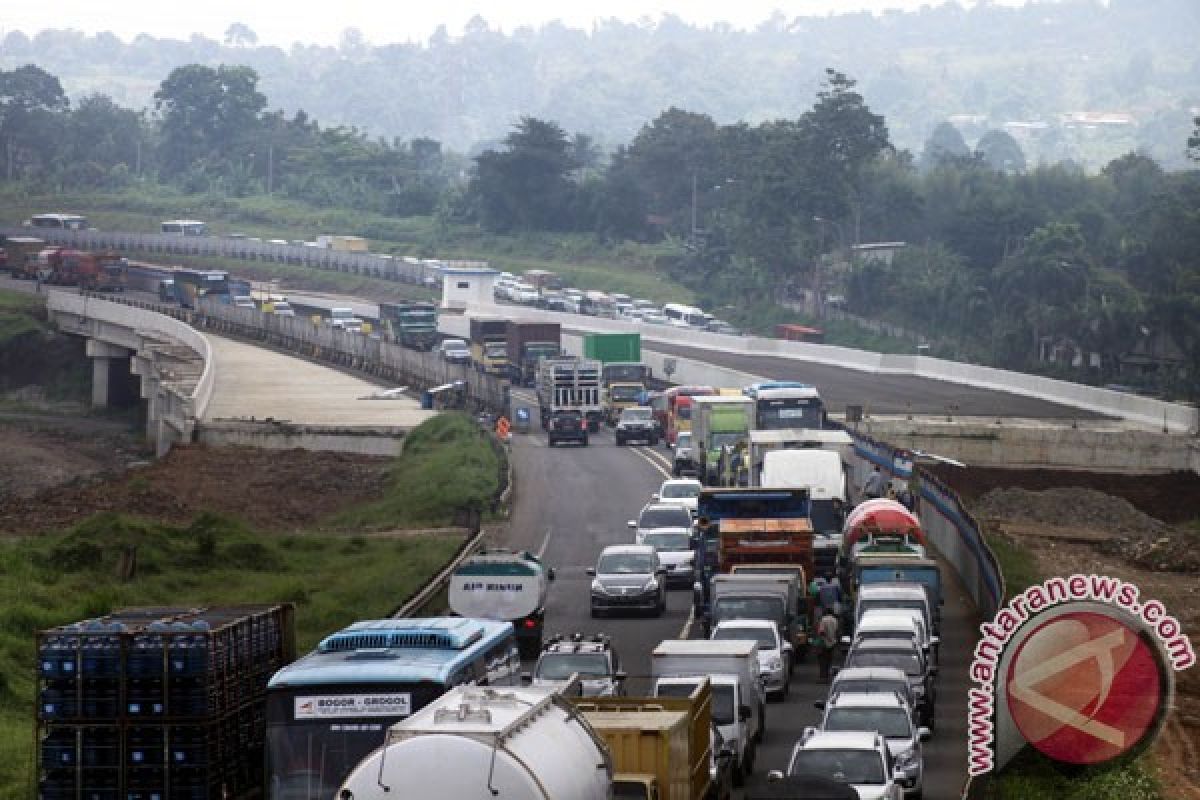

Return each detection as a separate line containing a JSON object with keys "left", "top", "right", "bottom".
{"left": 0, "top": 422, "right": 393, "bottom": 534}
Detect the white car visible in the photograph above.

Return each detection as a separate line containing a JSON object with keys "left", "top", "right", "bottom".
{"left": 816, "top": 692, "right": 930, "bottom": 798}
{"left": 640, "top": 530, "right": 695, "bottom": 587}
{"left": 512, "top": 282, "right": 540, "bottom": 305}
{"left": 711, "top": 619, "right": 792, "bottom": 700}
{"left": 849, "top": 610, "right": 938, "bottom": 665}
{"left": 653, "top": 478, "right": 701, "bottom": 516}
{"left": 642, "top": 312, "right": 668, "bottom": 325}
{"left": 782, "top": 729, "right": 905, "bottom": 800}
{"left": 628, "top": 502, "right": 694, "bottom": 546}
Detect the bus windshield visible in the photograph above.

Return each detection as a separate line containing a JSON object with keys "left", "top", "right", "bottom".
{"left": 266, "top": 682, "right": 447, "bottom": 800}
{"left": 756, "top": 397, "right": 824, "bottom": 430}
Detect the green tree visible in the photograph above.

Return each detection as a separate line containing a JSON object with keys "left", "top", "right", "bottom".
{"left": 153, "top": 64, "right": 266, "bottom": 179}
{"left": 975, "top": 129, "right": 1026, "bottom": 174}
{"left": 61, "top": 94, "right": 146, "bottom": 188}
{"left": 0, "top": 64, "right": 69, "bottom": 179}
{"left": 469, "top": 116, "right": 578, "bottom": 232}
{"left": 920, "top": 120, "right": 971, "bottom": 171}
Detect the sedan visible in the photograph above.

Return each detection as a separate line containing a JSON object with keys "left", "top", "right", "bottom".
{"left": 588, "top": 544, "right": 667, "bottom": 617}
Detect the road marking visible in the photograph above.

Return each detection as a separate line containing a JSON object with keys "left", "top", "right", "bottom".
{"left": 536, "top": 528, "right": 553, "bottom": 559}
{"left": 629, "top": 446, "right": 671, "bottom": 479}
{"left": 636, "top": 445, "right": 674, "bottom": 471}
{"left": 680, "top": 604, "right": 695, "bottom": 639}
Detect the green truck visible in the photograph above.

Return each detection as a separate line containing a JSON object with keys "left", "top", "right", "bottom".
{"left": 584, "top": 332, "right": 641, "bottom": 363}
{"left": 378, "top": 301, "right": 439, "bottom": 350}
{"left": 690, "top": 396, "right": 755, "bottom": 486}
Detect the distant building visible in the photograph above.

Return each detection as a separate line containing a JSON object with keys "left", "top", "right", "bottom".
{"left": 852, "top": 242, "right": 907, "bottom": 267}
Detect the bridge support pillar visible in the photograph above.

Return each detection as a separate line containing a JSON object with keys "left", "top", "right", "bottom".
{"left": 86, "top": 339, "right": 131, "bottom": 408}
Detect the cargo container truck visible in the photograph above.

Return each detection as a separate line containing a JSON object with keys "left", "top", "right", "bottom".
{"left": 379, "top": 301, "right": 439, "bottom": 350}
{"left": 651, "top": 640, "right": 764, "bottom": 788}
{"left": 469, "top": 317, "right": 510, "bottom": 376}
{"left": 337, "top": 684, "right": 612, "bottom": 800}
{"left": 575, "top": 679, "right": 713, "bottom": 800}
{"left": 3, "top": 236, "right": 46, "bottom": 279}
{"left": 584, "top": 332, "right": 642, "bottom": 363}
{"left": 505, "top": 321, "right": 562, "bottom": 386}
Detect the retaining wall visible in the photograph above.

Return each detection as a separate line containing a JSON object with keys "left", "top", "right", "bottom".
{"left": 197, "top": 421, "right": 408, "bottom": 456}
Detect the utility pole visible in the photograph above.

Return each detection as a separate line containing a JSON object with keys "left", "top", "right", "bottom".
{"left": 690, "top": 171, "right": 698, "bottom": 244}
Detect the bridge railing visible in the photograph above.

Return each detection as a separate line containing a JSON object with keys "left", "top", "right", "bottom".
{"left": 843, "top": 428, "right": 1005, "bottom": 620}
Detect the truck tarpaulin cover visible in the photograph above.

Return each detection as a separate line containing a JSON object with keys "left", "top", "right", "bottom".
{"left": 843, "top": 498, "right": 925, "bottom": 550}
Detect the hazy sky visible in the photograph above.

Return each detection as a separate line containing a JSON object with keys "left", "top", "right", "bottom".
{"left": 2, "top": 1, "right": 1036, "bottom": 48}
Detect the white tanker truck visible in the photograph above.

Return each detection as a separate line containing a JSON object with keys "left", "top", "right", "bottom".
{"left": 336, "top": 684, "right": 612, "bottom": 800}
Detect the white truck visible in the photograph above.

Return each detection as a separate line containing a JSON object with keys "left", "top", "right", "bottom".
{"left": 336, "top": 684, "right": 612, "bottom": 800}
{"left": 448, "top": 549, "right": 554, "bottom": 658}
{"left": 651, "top": 639, "right": 765, "bottom": 788}
{"left": 329, "top": 306, "right": 364, "bottom": 333}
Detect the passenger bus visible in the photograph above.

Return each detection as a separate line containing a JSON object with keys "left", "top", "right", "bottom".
{"left": 27, "top": 213, "right": 88, "bottom": 230}
{"left": 662, "top": 303, "right": 710, "bottom": 328}
{"left": 169, "top": 268, "right": 230, "bottom": 308}
{"left": 160, "top": 219, "right": 207, "bottom": 235}
{"left": 663, "top": 385, "right": 716, "bottom": 446}
{"left": 748, "top": 382, "right": 826, "bottom": 430}
{"left": 265, "top": 617, "right": 519, "bottom": 800}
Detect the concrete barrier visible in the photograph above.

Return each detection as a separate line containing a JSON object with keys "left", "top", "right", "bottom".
{"left": 461, "top": 302, "right": 1198, "bottom": 434}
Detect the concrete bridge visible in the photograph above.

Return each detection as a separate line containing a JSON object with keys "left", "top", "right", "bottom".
{"left": 44, "top": 291, "right": 436, "bottom": 457}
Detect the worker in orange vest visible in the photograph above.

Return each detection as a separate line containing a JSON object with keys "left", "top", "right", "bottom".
{"left": 495, "top": 415, "right": 511, "bottom": 441}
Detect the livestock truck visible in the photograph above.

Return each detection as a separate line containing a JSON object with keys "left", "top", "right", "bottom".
{"left": 505, "top": 321, "right": 562, "bottom": 386}
{"left": 690, "top": 396, "right": 755, "bottom": 486}
{"left": 379, "top": 301, "right": 439, "bottom": 350}
{"left": 575, "top": 679, "right": 714, "bottom": 800}
{"left": 336, "top": 684, "right": 612, "bottom": 800}
{"left": 448, "top": 548, "right": 555, "bottom": 658}
{"left": 470, "top": 317, "right": 509, "bottom": 376}
{"left": 536, "top": 356, "right": 603, "bottom": 431}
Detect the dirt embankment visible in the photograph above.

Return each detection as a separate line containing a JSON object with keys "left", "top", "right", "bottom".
{"left": 0, "top": 424, "right": 393, "bottom": 535}
{"left": 935, "top": 466, "right": 1200, "bottom": 799}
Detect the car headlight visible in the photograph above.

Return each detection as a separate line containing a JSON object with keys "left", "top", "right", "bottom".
{"left": 895, "top": 748, "right": 920, "bottom": 771}
{"left": 642, "top": 578, "right": 659, "bottom": 592}
{"left": 591, "top": 580, "right": 606, "bottom": 594}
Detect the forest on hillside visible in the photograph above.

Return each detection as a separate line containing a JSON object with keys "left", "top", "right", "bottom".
{"left": 2, "top": 55, "right": 1199, "bottom": 400}
{"left": 1, "top": 0, "right": 1198, "bottom": 167}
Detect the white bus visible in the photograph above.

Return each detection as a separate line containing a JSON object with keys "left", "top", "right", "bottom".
{"left": 160, "top": 219, "right": 207, "bottom": 236}
{"left": 662, "top": 302, "right": 709, "bottom": 328}
{"left": 27, "top": 213, "right": 88, "bottom": 230}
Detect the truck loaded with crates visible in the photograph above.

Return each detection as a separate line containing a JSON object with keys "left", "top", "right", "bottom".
{"left": 37, "top": 604, "right": 295, "bottom": 800}
{"left": 536, "top": 356, "right": 603, "bottom": 432}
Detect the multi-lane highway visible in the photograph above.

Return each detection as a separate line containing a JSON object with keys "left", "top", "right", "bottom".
{"left": 500, "top": 391, "right": 977, "bottom": 798}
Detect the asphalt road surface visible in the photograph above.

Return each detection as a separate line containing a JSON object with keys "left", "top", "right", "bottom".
{"left": 501, "top": 393, "right": 975, "bottom": 799}
{"left": 641, "top": 339, "right": 1106, "bottom": 420}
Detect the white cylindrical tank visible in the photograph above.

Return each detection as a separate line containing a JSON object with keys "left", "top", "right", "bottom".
{"left": 337, "top": 685, "right": 612, "bottom": 800}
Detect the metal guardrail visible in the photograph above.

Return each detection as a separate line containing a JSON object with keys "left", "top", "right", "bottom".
{"left": 0, "top": 226, "right": 440, "bottom": 286}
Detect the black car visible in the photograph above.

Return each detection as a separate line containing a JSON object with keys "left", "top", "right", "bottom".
{"left": 615, "top": 406, "right": 658, "bottom": 446}
{"left": 547, "top": 410, "right": 589, "bottom": 446}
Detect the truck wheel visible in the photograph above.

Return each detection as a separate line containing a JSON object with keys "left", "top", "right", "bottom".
{"left": 731, "top": 757, "right": 745, "bottom": 788}
{"left": 582, "top": 436, "right": 589, "bottom": 446}
{"left": 756, "top": 705, "right": 765, "bottom": 743}
{"left": 743, "top": 742, "right": 756, "bottom": 776}
{"left": 615, "top": 436, "right": 624, "bottom": 446}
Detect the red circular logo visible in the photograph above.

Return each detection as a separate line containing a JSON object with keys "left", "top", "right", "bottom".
{"left": 1005, "top": 611, "right": 1165, "bottom": 765}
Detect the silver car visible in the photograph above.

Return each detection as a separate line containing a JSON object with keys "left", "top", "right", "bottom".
{"left": 588, "top": 544, "right": 667, "bottom": 617}
{"left": 817, "top": 691, "right": 930, "bottom": 798}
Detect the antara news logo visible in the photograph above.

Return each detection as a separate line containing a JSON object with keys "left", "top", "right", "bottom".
{"left": 968, "top": 574, "right": 1195, "bottom": 776}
